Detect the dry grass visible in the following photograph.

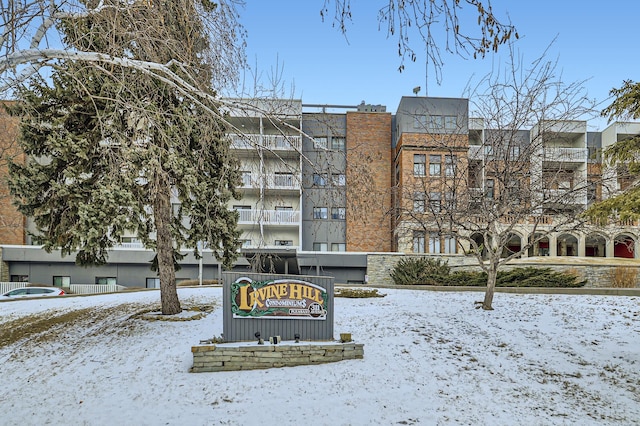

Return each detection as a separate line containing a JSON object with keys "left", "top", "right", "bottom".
{"left": 608, "top": 267, "right": 639, "bottom": 288}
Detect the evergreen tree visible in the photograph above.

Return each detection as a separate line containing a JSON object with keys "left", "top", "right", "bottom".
{"left": 8, "top": 0, "right": 241, "bottom": 315}
{"left": 586, "top": 80, "right": 640, "bottom": 222}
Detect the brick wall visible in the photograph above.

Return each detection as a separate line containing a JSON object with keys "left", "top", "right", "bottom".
{"left": 0, "top": 103, "right": 26, "bottom": 245}
{"left": 346, "top": 112, "right": 392, "bottom": 252}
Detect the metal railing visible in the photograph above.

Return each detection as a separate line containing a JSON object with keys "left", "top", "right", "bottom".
{"left": 236, "top": 209, "right": 300, "bottom": 225}
{"left": 229, "top": 134, "right": 301, "bottom": 151}
{"left": 543, "top": 147, "right": 587, "bottom": 162}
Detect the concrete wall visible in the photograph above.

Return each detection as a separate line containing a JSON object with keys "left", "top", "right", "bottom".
{"left": 301, "top": 113, "right": 347, "bottom": 251}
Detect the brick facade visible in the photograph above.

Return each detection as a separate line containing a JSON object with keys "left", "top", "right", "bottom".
{"left": 0, "top": 103, "right": 26, "bottom": 245}
{"left": 345, "top": 112, "right": 392, "bottom": 252}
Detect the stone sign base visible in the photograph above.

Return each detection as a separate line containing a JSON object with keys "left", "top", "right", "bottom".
{"left": 190, "top": 341, "right": 364, "bottom": 373}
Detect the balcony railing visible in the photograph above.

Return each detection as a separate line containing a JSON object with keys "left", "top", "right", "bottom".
{"left": 229, "top": 134, "right": 301, "bottom": 151}
{"left": 239, "top": 174, "right": 300, "bottom": 191}
{"left": 236, "top": 209, "right": 300, "bottom": 225}
{"left": 543, "top": 147, "right": 587, "bottom": 163}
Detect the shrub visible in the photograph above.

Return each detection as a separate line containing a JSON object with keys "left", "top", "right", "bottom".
{"left": 335, "top": 288, "right": 386, "bottom": 298}
{"left": 390, "top": 257, "right": 450, "bottom": 285}
{"left": 390, "top": 259, "right": 586, "bottom": 288}
{"left": 608, "top": 267, "right": 638, "bottom": 288}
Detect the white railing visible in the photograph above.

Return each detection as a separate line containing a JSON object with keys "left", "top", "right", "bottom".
{"left": 69, "top": 284, "right": 127, "bottom": 294}
{"left": 543, "top": 147, "right": 587, "bottom": 162}
{"left": 236, "top": 209, "right": 300, "bottom": 225}
{"left": 0, "top": 282, "right": 28, "bottom": 294}
{"left": 115, "top": 242, "right": 145, "bottom": 249}
{"left": 229, "top": 134, "right": 301, "bottom": 151}
{"left": 240, "top": 174, "right": 300, "bottom": 190}
{"left": 0, "top": 282, "right": 126, "bottom": 296}
{"left": 543, "top": 189, "right": 586, "bottom": 204}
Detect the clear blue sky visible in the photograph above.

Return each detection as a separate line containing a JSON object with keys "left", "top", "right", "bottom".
{"left": 236, "top": 1, "right": 639, "bottom": 130}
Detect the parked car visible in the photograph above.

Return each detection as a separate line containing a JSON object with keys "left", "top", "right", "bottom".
{"left": 1, "top": 287, "right": 66, "bottom": 299}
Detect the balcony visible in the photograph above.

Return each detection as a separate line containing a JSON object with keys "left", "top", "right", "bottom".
{"left": 542, "top": 189, "right": 586, "bottom": 205}
{"left": 229, "top": 134, "right": 302, "bottom": 152}
{"left": 239, "top": 173, "right": 300, "bottom": 191}
{"left": 543, "top": 147, "right": 587, "bottom": 163}
{"left": 236, "top": 209, "right": 300, "bottom": 225}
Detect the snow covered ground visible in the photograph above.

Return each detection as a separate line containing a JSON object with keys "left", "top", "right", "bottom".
{"left": 0, "top": 287, "right": 638, "bottom": 425}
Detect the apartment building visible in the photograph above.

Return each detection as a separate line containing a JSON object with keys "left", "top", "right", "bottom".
{"left": 1, "top": 96, "right": 639, "bottom": 288}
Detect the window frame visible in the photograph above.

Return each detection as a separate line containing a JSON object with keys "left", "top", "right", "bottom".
{"left": 429, "top": 155, "right": 441, "bottom": 176}
{"left": 331, "top": 136, "right": 346, "bottom": 150}
{"left": 313, "top": 207, "right": 328, "bottom": 219}
{"left": 413, "top": 231, "right": 425, "bottom": 253}
{"left": 313, "top": 242, "right": 328, "bottom": 251}
{"left": 413, "top": 154, "right": 426, "bottom": 176}
{"left": 331, "top": 207, "right": 346, "bottom": 220}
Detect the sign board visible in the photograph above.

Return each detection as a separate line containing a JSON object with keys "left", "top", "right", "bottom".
{"left": 231, "top": 277, "right": 328, "bottom": 320}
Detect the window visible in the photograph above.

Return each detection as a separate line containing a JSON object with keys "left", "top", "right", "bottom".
{"left": 413, "top": 192, "right": 425, "bottom": 213}
{"left": 313, "top": 242, "right": 328, "bottom": 251}
{"left": 233, "top": 205, "right": 251, "bottom": 210}
{"left": 313, "top": 136, "right": 328, "bottom": 149}
{"left": 445, "top": 191, "right": 455, "bottom": 210}
{"left": 444, "top": 235, "right": 457, "bottom": 254}
{"left": 587, "top": 181, "right": 597, "bottom": 205}
{"left": 429, "top": 155, "right": 441, "bottom": 176}
{"left": 11, "top": 275, "right": 28, "bottom": 282}
{"left": 239, "top": 239, "right": 252, "bottom": 248}
{"left": 331, "top": 207, "right": 346, "bottom": 220}
{"left": 95, "top": 277, "right": 117, "bottom": 285}
{"left": 146, "top": 278, "right": 160, "bottom": 289}
{"left": 275, "top": 206, "right": 293, "bottom": 211}
{"left": 121, "top": 237, "right": 136, "bottom": 243}
{"left": 444, "top": 116, "right": 457, "bottom": 130}
{"left": 414, "top": 115, "right": 427, "bottom": 129}
{"left": 429, "top": 192, "right": 441, "bottom": 213}
{"left": 558, "top": 180, "right": 572, "bottom": 190}
{"left": 331, "top": 243, "right": 346, "bottom": 252}
{"left": 413, "top": 231, "right": 425, "bottom": 253}
{"left": 332, "top": 173, "right": 346, "bottom": 186}
{"left": 429, "top": 115, "right": 444, "bottom": 130}
{"left": 313, "top": 207, "right": 328, "bottom": 219}
{"left": 313, "top": 173, "right": 327, "bottom": 186}
{"left": 331, "top": 137, "right": 346, "bottom": 150}
{"left": 275, "top": 240, "right": 293, "bottom": 246}
{"left": 414, "top": 154, "right": 426, "bottom": 176}
{"left": 429, "top": 232, "right": 441, "bottom": 254}
{"left": 53, "top": 276, "right": 70, "bottom": 287}
{"left": 241, "top": 171, "right": 252, "bottom": 186}
{"left": 274, "top": 172, "right": 293, "bottom": 187}
{"left": 486, "top": 179, "right": 495, "bottom": 199}
{"left": 445, "top": 155, "right": 456, "bottom": 177}
{"left": 510, "top": 145, "right": 521, "bottom": 159}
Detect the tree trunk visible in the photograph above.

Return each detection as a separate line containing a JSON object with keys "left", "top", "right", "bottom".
{"left": 482, "top": 261, "right": 498, "bottom": 310}
{"left": 155, "top": 175, "right": 181, "bottom": 315}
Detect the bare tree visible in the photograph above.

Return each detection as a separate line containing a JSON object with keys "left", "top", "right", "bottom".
{"left": 321, "top": 0, "right": 518, "bottom": 79}
{"left": 394, "top": 44, "right": 598, "bottom": 309}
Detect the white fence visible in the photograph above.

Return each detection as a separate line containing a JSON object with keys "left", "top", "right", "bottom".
{"left": 0, "top": 282, "right": 126, "bottom": 295}
{"left": 69, "top": 284, "right": 127, "bottom": 294}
